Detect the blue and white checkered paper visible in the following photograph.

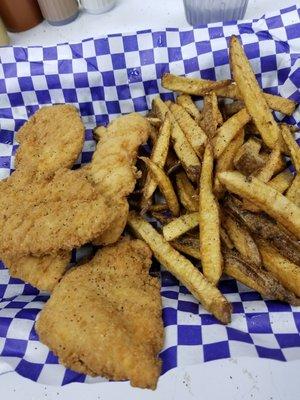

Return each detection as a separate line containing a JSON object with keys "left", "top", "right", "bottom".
{"left": 0, "top": 5, "right": 300, "bottom": 386}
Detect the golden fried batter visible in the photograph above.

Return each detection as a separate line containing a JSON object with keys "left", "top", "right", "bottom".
{"left": 36, "top": 239, "right": 164, "bottom": 389}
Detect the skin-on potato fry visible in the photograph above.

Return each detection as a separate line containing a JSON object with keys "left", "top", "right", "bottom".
{"left": 214, "top": 84, "right": 296, "bottom": 116}
{"left": 162, "top": 73, "right": 231, "bottom": 96}
{"left": 150, "top": 211, "right": 174, "bottom": 225}
{"left": 224, "top": 196, "right": 300, "bottom": 265}
{"left": 223, "top": 247, "right": 300, "bottom": 305}
{"left": 223, "top": 215, "right": 261, "bottom": 267}
{"left": 146, "top": 117, "right": 162, "bottom": 128}
{"left": 212, "top": 108, "right": 251, "bottom": 158}
{"left": 281, "top": 124, "right": 300, "bottom": 172}
{"left": 257, "top": 239, "right": 300, "bottom": 297}
{"left": 286, "top": 174, "right": 300, "bottom": 207}
{"left": 176, "top": 94, "right": 201, "bottom": 123}
{"left": 243, "top": 144, "right": 283, "bottom": 212}
{"left": 171, "top": 235, "right": 201, "bottom": 259}
{"left": 152, "top": 97, "right": 201, "bottom": 182}
{"left": 223, "top": 101, "right": 244, "bottom": 118}
{"left": 233, "top": 137, "right": 265, "bottom": 176}
{"left": 141, "top": 116, "right": 171, "bottom": 211}
{"left": 218, "top": 171, "right": 300, "bottom": 239}
{"left": 230, "top": 36, "right": 284, "bottom": 151}
{"left": 128, "top": 212, "right": 232, "bottom": 324}
{"left": 214, "top": 129, "right": 244, "bottom": 197}
{"left": 268, "top": 169, "right": 294, "bottom": 193}
{"left": 176, "top": 171, "right": 198, "bottom": 212}
{"left": 199, "top": 144, "right": 223, "bottom": 285}
{"left": 169, "top": 102, "right": 207, "bottom": 158}
{"left": 162, "top": 212, "right": 198, "bottom": 241}
{"left": 140, "top": 157, "right": 180, "bottom": 217}
{"left": 199, "top": 92, "right": 223, "bottom": 139}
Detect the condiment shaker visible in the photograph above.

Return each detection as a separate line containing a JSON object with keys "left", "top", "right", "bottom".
{"left": 37, "top": 0, "right": 79, "bottom": 26}
{"left": 0, "top": 0, "right": 43, "bottom": 33}
{"left": 80, "top": 0, "right": 116, "bottom": 14}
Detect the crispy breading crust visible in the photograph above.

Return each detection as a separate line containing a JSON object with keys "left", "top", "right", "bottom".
{"left": 36, "top": 239, "right": 164, "bottom": 390}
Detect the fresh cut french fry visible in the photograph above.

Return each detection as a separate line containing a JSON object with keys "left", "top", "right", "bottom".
{"left": 199, "top": 144, "right": 223, "bottom": 285}
{"left": 224, "top": 195, "right": 300, "bottom": 266}
{"left": 233, "top": 137, "right": 264, "bottom": 176}
{"left": 230, "top": 36, "right": 285, "bottom": 151}
{"left": 268, "top": 169, "right": 294, "bottom": 193}
{"left": 214, "top": 84, "right": 296, "bottom": 116}
{"left": 176, "top": 171, "right": 198, "bottom": 212}
{"left": 218, "top": 171, "right": 300, "bottom": 239}
{"left": 286, "top": 174, "right": 300, "bottom": 207}
{"left": 257, "top": 238, "right": 300, "bottom": 298}
{"left": 212, "top": 108, "right": 251, "bottom": 158}
{"left": 152, "top": 96, "right": 201, "bottom": 182}
{"left": 163, "top": 212, "right": 198, "bottom": 241}
{"left": 162, "top": 73, "right": 231, "bottom": 96}
{"left": 171, "top": 235, "right": 201, "bottom": 259}
{"left": 223, "top": 101, "right": 244, "bottom": 118}
{"left": 176, "top": 94, "right": 201, "bottom": 122}
{"left": 169, "top": 102, "right": 207, "bottom": 157}
{"left": 281, "top": 124, "right": 300, "bottom": 172}
{"left": 140, "top": 157, "right": 180, "bottom": 217}
{"left": 128, "top": 212, "right": 232, "bottom": 324}
{"left": 199, "top": 92, "right": 223, "bottom": 139}
{"left": 223, "top": 214, "right": 261, "bottom": 266}
{"left": 214, "top": 129, "right": 244, "bottom": 197}
{"left": 223, "top": 248, "right": 300, "bottom": 305}
{"left": 141, "top": 115, "right": 171, "bottom": 210}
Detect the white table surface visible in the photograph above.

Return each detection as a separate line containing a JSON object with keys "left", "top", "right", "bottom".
{"left": 1, "top": 0, "right": 300, "bottom": 399}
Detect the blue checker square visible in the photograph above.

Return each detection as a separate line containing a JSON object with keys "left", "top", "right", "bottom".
{"left": 132, "top": 96, "right": 148, "bottom": 112}
{"left": 152, "top": 31, "right": 167, "bottom": 48}
{"left": 85, "top": 57, "right": 98, "bottom": 72}
{"left": 63, "top": 88, "right": 78, "bottom": 103}
{"left": 13, "top": 47, "right": 28, "bottom": 62}
{"left": 200, "top": 67, "right": 216, "bottom": 80}
{"left": 140, "top": 49, "right": 154, "bottom": 66}
{"left": 183, "top": 57, "right": 199, "bottom": 73}
{"left": 293, "top": 313, "right": 300, "bottom": 331}
{"left": 240, "top": 291, "right": 262, "bottom": 302}
{"left": 0, "top": 318, "right": 11, "bottom": 338}
{"left": 143, "top": 80, "right": 159, "bottom": 95}
{"left": 213, "top": 49, "right": 229, "bottom": 66}
{"left": 255, "top": 346, "right": 285, "bottom": 361}
{"left": 2, "top": 63, "right": 17, "bottom": 78}
{"left": 203, "top": 341, "right": 230, "bottom": 362}
{"left": 266, "top": 15, "right": 284, "bottom": 29}
{"left": 244, "top": 41, "right": 260, "bottom": 59}
{"left": 90, "top": 86, "right": 104, "bottom": 101}
{"left": 15, "top": 308, "right": 40, "bottom": 321}
{"left": 70, "top": 43, "right": 83, "bottom": 58}
{"left": 123, "top": 35, "right": 138, "bottom": 52}
{"left": 127, "top": 67, "right": 142, "bottom": 83}
{"left": 276, "top": 333, "right": 300, "bottom": 348}
{"left": 58, "top": 59, "right": 73, "bottom": 74}
{"left": 0, "top": 130, "right": 14, "bottom": 145}
{"left": 162, "top": 307, "right": 177, "bottom": 327}
{"left": 79, "top": 102, "right": 94, "bottom": 116}
{"left": 29, "top": 326, "right": 39, "bottom": 341}
{"left": 16, "top": 359, "right": 43, "bottom": 381}
{"left": 231, "top": 302, "right": 244, "bottom": 314}
{"left": 116, "top": 84, "right": 131, "bottom": 100}
{"left": 62, "top": 369, "right": 86, "bottom": 385}
{"left": 155, "top": 63, "right": 169, "bottom": 78}
{"left": 162, "top": 290, "right": 178, "bottom": 300}
{"left": 160, "top": 346, "right": 177, "bottom": 375}
{"left": 286, "top": 23, "right": 300, "bottom": 40}
{"left": 94, "top": 37, "right": 110, "bottom": 55}
{"left": 168, "top": 47, "right": 182, "bottom": 62}
{"left": 43, "top": 46, "right": 58, "bottom": 60}
{"left": 0, "top": 155, "right": 11, "bottom": 169}
{"left": 265, "top": 300, "right": 291, "bottom": 313}
{"left": 30, "top": 62, "right": 44, "bottom": 76}
{"left": 106, "top": 101, "right": 120, "bottom": 114}
{"left": 0, "top": 78, "right": 6, "bottom": 93}
{"left": 36, "top": 90, "right": 51, "bottom": 104}
{"left": 219, "top": 279, "right": 238, "bottom": 294}
{"left": 208, "top": 26, "right": 224, "bottom": 39}
{"left": 18, "top": 76, "right": 34, "bottom": 91}
{"left": 46, "top": 351, "right": 59, "bottom": 364}
{"left": 277, "top": 68, "right": 290, "bottom": 85}
{"left": 102, "top": 70, "right": 115, "bottom": 86}
{"left": 179, "top": 30, "right": 195, "bottom": 46}
{"left": 111, "top": 53, "right": 126, "bottom": 70}
{"left": 178, "top": 325, "right": 202, "bottom": 345}
{"left": 178, "top": 300, "right": 199, "bottom": 315}
{"left": 196, "top": 40, "right": 212, "bottom": 55}
{"left": 2, "top": 339, "right": 27, "bottom": 358}
{"left": 246, "top": 313, "right": 272, "bottom": 334}
{"left": 227, "top": 327, "right": 253, "bottom": 344}
{"left": 261, "top": 55, "right": 277, "bottom": 72}
{"left": 46, "top": 74, "right": 61, "bottom": 89}
{"left": 73, "top": 72, "right": 89, "bottom": 88}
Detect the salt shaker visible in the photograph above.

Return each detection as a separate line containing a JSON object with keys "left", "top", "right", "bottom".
{"left": 80, "top": 0, "right": 116, "bottom": 14}
{"left": 37, "top": 0, "right": 79, "bottom": 26}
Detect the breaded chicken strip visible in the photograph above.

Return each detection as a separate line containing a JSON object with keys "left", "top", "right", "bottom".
{"left": 91, "top": 113, "right": 151, "bottom": 245}
{"left": 36, "top": 239, "right": 163, "bottom": 389}
{"left": 15, "top": 105, "right": 84, "bottom": 178}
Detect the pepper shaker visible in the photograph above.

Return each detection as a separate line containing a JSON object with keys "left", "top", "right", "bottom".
{"left": 37, "top": 0, "right": 79, "bottom": 26}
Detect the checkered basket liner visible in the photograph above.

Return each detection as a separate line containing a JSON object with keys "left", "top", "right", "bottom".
{"left": 0, "top": 5, "right": 300, "bottom": 386}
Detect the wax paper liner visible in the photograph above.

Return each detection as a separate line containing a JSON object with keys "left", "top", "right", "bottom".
{"left": 0, "top": 4, "right": 300, "bottom": 386}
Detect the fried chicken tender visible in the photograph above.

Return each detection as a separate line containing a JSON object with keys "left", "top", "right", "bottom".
{"left": 15, "top": 105, "right": 85, "bottom": 178}
{"left": 91, "top": 113, "right": 151, "bottom": 245}
{"left": 36, "top": 239, "right": 164, "bottom": 389}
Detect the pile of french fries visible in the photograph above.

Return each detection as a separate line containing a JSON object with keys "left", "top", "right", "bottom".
{"left": 128, "top": 36, "right": 300, "bottom": 324}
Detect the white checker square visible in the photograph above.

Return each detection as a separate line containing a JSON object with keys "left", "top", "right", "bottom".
{"left": 259, "top": 40, "right": 276, "bottom": 57}
{"left": 96, "top": 54, "right": 113, "bottom": 71}
{"left": 181, "top": 43, "right": 197, "bottom": 60}
{"left": 57, "top": 44, "right": 72, "bottom": 60}
{"left": 0, "top": 144, "right": 12, "bottom": 157}
{"left": 166, "top": 31, "right": 181, "bottom": 47}
{"left": 229, "top": 314, "right": 248, "bottom": 332}
{"left": 137, "top": 33, "right": 154, "bottom": 51}
{"left": 25, "top": 341, "right": 50, "bottom": 363}
{"left": 0, "top": 337, "right": 5, "bottom": 355}
{"left": 201, "top": 324, "right": 228, "bottom": 345}
{"left": 108, "top": 36, "right": 124, "bottom": 54}
{"left": 281, "top": 347, "right": 300, "bottom": 361}
{"left": 193, "top": 27, "right": 210, "bottom": 42}
{"left": 223, "top": 25, "right": 239, "bottom": 38}
{"left": 153, "top": 47, "right": 169, "bottom": 64}
{"left": 6, "top": 318, "right": 33, "bottom": 340}
{"left": 31, "top": 75, "right": 47, "bottom": 89}
{"left": 48, "top": 89, "right": 64, "bottom": 104}
{"left": 82, "top": 140, "right": 96, "bottom": 154}
{"left": 119, "top": 99, "right": 134, "bottom": 114}
{"left": 210, "top": 37, "right": 228, "bottom": 52}
{"left": 82, "top": 40, "right": 97, "bottom": 58}
{"left": 113, "top": 69, "right": 128, "bottom": 86}
{"left": 229, "top": 340, "right": 258, "bottom": 358}
{"left": 0, "top": 48, "right": 15, "bottom": 63}
{"left": 129, "top": 82, "right": 143, "bottom": 100}
{"left": 251, "top": 333, "right": 279, "bottom": 348}
{"left": 269, "top": 312, "right": 298, "bottom": 334}
{"left": 243, "top": 301, "right": 268, "bottom": 313}
{"left": 198, "top": 54, "right": 215, "bottom": 70}
{"left": 215, "top": 64, "right": 231, "bottom": 80}
{"left": 261, "top": 71, "right": 279, "bottom": 88}
{"left": 43, "top": 60, "right": 59, "bottom": 76}
{"left": 0, "top": 168, "right": 9, "bottom": 180}
{"left": 21, "top": 91, "right": 38, "bottom": 106}
{"left": 92, "top": 101, "right": 106, "bottom": 116}
{"left": 72, "top": 58, "right": 88, "bottom": 73}
{"left": 27, "top": 47, "right": 43, "bottom": 62}
{"left": 88, "top": 71, "right": 103, "bottom": 87}
{"left": 104, "top": 86, "right": 118, "bottom": 101}
{"left": 271, "top": 28, "right": 287, "bottom": 43}
{"left": 75, "top": 87, "right": 92, "bottom": 103}
{"left": 162, "top": 296, "right": 178, "bottom": 310}
{"left": 37, "top": 364, "right": 65, "bottom": 386}
{"left": 177, "top": 310, "right": 200, "bottom": 326}
{"left": 5, "top": 77, "right": 20, "bottom": 94}
{"left": 0, "top": 308, "right": 20, "bottom": 319}
{"left": 124, "top": 51, "right": 141, "bottom": 69}
{"left": 0, "top": 93, "right": 11, "bottom": 109}
{"left": 162, "top": 325, "right": 178, "bottom": 351}
{"left": 177, "top": 345, "right": 204, "bottom": 366}
{"left": 170, "top": 60, "right": 186, "bottom": 75}
{"left": 58, "top": 74, "right": 75, "bottom": 89}
{"left": 141, "top": 64, "right": 157, "bottom": 82}
{"left": 16, "top": 62, "right": 31, "bottom": 77}
{"left": 281, "top": 9, "right": 299, "bottom": 27}
{"left": 1, "top": 285, "right": 25, "bottom": 300}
